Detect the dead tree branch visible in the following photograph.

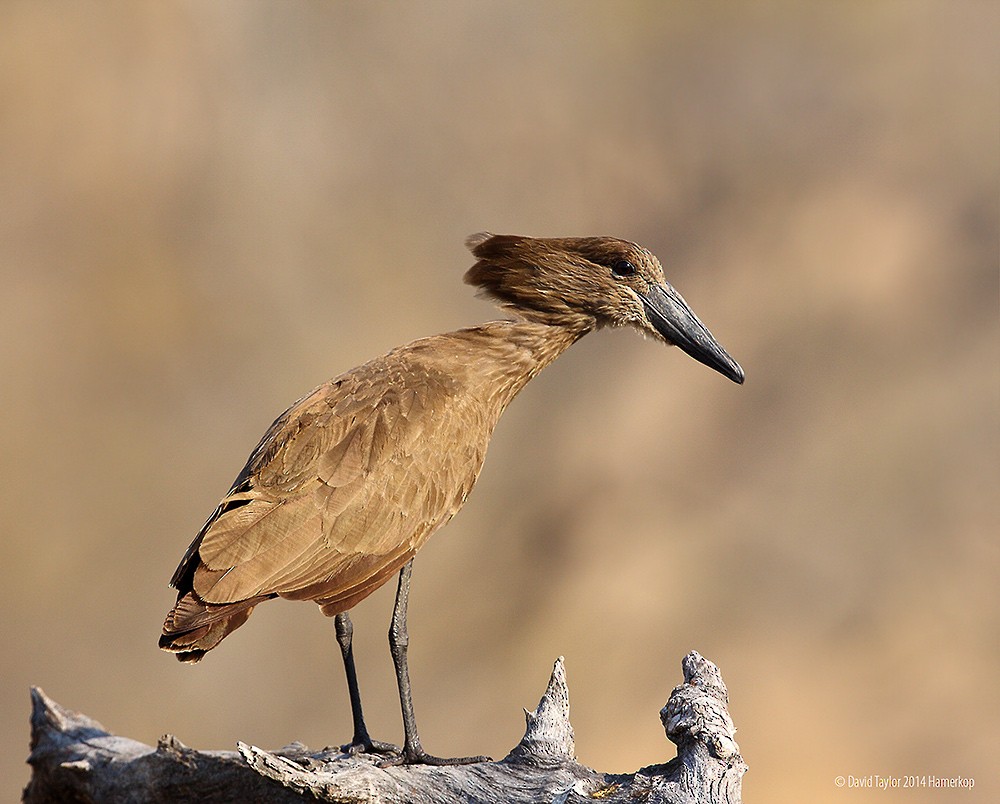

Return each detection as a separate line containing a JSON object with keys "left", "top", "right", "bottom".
{"left": 24, "top": 651, "right": 745, "bottom": 803}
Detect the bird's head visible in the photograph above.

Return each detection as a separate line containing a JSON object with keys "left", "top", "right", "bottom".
{"left": 464, "top": 233, "right": 744, "bottom": 384}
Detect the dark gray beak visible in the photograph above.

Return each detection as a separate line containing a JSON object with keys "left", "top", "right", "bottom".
{"left": 639, "top": 284, "right": 745, "bottom": 384}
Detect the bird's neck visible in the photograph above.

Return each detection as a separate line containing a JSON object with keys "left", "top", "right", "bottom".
{"left": 437, "top": 319, "right": 591, "bottom": 410}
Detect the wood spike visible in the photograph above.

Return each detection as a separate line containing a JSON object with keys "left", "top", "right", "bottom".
{"left": 504, "top": 656, "right": 575, "bottom": 766}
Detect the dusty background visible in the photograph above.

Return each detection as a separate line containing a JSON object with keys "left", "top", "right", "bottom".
{"left": 3, "top": 2, "right": 997, "bottom": 801}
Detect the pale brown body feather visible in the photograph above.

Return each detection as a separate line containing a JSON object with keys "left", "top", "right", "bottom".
{"left": 161, "top": 320, "right": 582, "bottom": 660}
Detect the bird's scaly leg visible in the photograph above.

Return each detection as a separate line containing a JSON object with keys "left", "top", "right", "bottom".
{"left": 334, "top": 612, "right": 398, "bottom": 756}
{"left": 383, "top": 559, "right": 490, "bottom": 766}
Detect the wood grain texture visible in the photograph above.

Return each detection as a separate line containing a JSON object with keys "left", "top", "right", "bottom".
{"left": 24, "top": 652, "right": 746, "bottom": 804}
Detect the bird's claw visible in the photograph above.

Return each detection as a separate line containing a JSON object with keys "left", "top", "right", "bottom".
{"left": 378, "top": 749, "right": 492, "bottom": 767}
{"left": 340, "top": 737, "right": 400, "bottom": 757}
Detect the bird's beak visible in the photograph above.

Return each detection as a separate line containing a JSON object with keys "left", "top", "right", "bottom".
{"left": 638, "top": 284, "right": 745, "bottom": 384}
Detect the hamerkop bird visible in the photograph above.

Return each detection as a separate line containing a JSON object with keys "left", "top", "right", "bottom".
{"left": 160, "top": 233, "right": 744, "bottom": 764}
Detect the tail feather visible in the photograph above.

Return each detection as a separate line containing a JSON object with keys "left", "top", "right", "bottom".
{"left": 159, "top": 592, "right": 269, "bottom": 663}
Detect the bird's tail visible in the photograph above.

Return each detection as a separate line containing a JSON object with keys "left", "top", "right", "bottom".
{"left": 159, "top": 592, "right": 267, "bottom": 663}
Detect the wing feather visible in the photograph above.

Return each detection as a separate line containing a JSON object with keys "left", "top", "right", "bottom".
{"left": 194, "top": 504, "right": 325, "bottom": 600}
{"left": 199, "top": 497, "right": 302, "bottom": 568}
{"left": 182, "top": 354, "right": 478, "bottom": 612}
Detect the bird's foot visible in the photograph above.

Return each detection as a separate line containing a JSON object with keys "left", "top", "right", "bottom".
{"left": 378, "top": 746, "right": 491, "bottom": 767}
{"left": 340, "top": 735, "right": 400, "bottom": 757}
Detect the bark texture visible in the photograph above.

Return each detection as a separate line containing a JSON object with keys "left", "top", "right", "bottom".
{"left": 24, "top": 651, "right": 745, "bottom": 803}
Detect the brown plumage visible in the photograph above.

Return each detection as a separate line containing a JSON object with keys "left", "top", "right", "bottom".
{"left": 160, "top": 233, "right": 743, "bottom": 763}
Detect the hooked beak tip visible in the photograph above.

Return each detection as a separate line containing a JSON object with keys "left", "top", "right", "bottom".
{"left": 693, "top": 346, "right": 745, "bottom": 385}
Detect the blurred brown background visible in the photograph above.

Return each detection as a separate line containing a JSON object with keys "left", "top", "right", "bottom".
{"left": 2, "top": 2, "right": 997, "bottom": 801}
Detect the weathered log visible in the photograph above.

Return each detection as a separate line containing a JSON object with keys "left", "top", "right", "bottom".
{"left": 24, "top": 651, "right": 745, "bottom": 803}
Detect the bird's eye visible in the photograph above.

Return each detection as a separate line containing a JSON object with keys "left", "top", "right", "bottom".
{"left": 612, "top": 259, "right": 636, "bottom": 277}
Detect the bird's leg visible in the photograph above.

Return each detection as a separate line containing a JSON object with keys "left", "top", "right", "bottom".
{"left": 383, "top": 559, "right": 490, "bottom": 766}
{"left": 333, "top": 612, "right": 398, "bottom": 756}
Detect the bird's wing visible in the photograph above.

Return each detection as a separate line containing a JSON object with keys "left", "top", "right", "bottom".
{"left": 183, "top": 357, "right": 479, "bottom": 608}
